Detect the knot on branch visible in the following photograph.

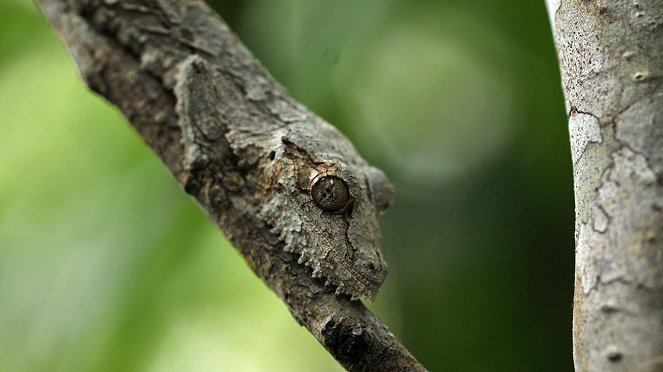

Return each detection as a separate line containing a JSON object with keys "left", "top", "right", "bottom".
{"left": 322, "top": 316, "right": 369, "bottom": 364}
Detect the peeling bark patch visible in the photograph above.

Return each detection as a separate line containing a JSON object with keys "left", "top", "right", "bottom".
{"left": 592, "top": 204, "right": 610, "bottom": 232}
{"left": 570, "top": 111, "right": 602, "bottom": 164}
{"left": 615, "top": 95, "right": 663, "bottom": 180}
{"left": 578, "top": 147, "right": 663, "bottom": 295}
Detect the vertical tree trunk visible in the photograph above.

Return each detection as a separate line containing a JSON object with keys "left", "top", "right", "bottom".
{"left": 546, "top": 0, "right": 663, "bottom": 370}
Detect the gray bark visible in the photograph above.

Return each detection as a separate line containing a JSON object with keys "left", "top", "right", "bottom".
{"left": 546, "top": 0, "right": 663, "bottom": 371}
{"left": 36, "top": 0, "right": 425, "bottom": 370}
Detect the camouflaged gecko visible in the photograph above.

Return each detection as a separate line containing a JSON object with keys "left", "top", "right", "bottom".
{"left": 175, "top": 55, "right": 394, "bottom": 300}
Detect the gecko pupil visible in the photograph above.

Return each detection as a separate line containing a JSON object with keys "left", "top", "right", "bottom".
{"left": 311, "top": 176, "right": 350, "bottom": 211}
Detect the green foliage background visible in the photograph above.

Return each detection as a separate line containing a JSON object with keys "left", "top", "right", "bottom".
{"left": 0, "top": 0, "right": 573, "bottom": 370}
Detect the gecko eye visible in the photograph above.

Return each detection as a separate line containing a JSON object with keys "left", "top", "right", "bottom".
{"left": 311, "top": 176, "right": 350, "bottom": 211}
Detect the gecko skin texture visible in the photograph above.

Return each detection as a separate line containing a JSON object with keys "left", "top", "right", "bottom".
{"left": 175, "top": 55, "right": 394, "bottom": 300}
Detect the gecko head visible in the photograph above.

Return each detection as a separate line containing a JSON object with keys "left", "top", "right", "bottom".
{"left": 300, "top": 158, "right": 393, "bottom": 300}
{"left": 266, "top": 125, "right": 394, "bottom": 300}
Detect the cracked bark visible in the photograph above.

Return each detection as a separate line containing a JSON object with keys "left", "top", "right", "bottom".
{"left": 36, "top": 0, "right": 425, "bottom": 371}
{"left": 546, "top": 0, "right": 663, "bottom": 371}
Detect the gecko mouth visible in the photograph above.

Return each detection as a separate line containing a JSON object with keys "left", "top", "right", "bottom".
{"left": 293, "top": 245, "right": 386, "bottom": 300}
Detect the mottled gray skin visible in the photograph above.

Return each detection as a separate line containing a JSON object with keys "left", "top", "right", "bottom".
{"left": 175, "top": 55, "right": 393, "bottom": 300}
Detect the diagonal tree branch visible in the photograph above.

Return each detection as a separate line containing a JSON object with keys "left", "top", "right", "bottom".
{"left": 36, "top": 0, "right": 425, "bottom": 370}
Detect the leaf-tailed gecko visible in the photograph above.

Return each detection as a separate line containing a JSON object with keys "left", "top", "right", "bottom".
{"left": 174, "top": 55, "right": 393, "bottom": 300}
